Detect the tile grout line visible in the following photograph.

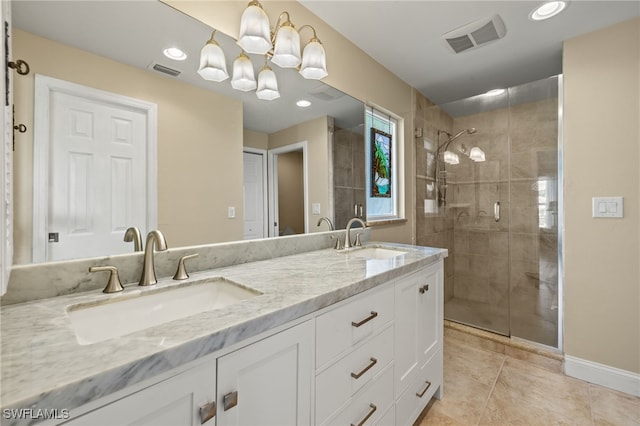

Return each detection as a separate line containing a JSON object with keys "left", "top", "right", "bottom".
{"left": 474, "top": 356, "right": 507, "bottom": 425}
{"left": 587, "top": 384, "right": 596, "bottom": 426}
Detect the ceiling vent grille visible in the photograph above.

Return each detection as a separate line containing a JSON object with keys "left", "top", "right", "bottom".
{"left": 443, "top": 15, "right": 506, "bottom": 54}
{"left": 309, "top": 85, "right": 345, "bottom": 101}
{"left": 150, "top": 63, "right": 181, "bottom": 77}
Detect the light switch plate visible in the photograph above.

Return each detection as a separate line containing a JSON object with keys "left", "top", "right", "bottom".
{"left": 228, "top": 206, "right": 236, "bottom": 219}
{"left": 592, "top": 197, "right": 623, "bottom": 218}
{"left": 312, "top": 203, "right": 321, "bottom": 215}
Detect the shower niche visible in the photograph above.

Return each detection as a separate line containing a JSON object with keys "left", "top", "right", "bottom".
{"left": 415, "top": 75, "right": 561, "bottom": 348}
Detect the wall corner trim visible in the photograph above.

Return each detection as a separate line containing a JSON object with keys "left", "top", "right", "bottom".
{"left": 564, "top": 355, "right": 640, "bottom": 397}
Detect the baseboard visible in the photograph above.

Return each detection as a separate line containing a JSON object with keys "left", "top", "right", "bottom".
{"left": 564, "top": 355, "right": 640, "bottom": 397}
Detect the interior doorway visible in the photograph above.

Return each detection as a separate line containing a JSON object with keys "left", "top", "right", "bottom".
{"left": 268, "top": 142, "right": 308, "bottom": 237}
{"left": 242, "top": 149, "right": 268, "bottom": 240}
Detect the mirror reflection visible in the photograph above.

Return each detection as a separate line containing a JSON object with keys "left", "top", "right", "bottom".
{"left": 11, "top": 0, "right": 364, "bottom": 265}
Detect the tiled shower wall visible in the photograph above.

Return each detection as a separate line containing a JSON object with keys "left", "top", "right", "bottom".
{"left": 333, "top": 126, "right": 365, "bottom": 230}
{"left": 414, "top": 93, "right": 455, "bottom": 300}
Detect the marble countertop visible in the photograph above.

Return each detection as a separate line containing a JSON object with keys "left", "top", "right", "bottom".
{"left": 1, "top": 242, "right": 447, "bottom": 419}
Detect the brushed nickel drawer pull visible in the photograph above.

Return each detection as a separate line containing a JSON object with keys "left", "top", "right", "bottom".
{"left": 350, "top": 403, "right": 377, "bottom": 426}
{"left": 416, "top": 380, "right": 432, "bottom": 398}
{"left": 199, "top": 401, "right": 216, "bottom": 424}
{"left": 223, "top": 391, "right": 238, "bottom": 411}
{"left": 351, "top": 357, "right": 378, "bottom": 379}
{"left": 419, "top": 284, "right": 429, "bottom": 294}
{"left": 351, "top": 311, "right": 378, "bottom": 328}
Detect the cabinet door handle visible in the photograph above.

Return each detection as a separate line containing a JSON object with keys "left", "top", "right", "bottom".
{"left": 351, "top": 311, "right": 378, "bottom": 328}
{"left": 199, "top": 401, "right": 216, "bottom": 424}
{"left": 419, "top": 284, "right": 429, "bottom": 294}
{"left": 494, "top": 201, "right": 501, "bottom": 222}
{"left": 350, "top": 357, "right": 377, "bottom": 379}
{"left": 350, "top": 403, "right": 377, "bottom": 426}
{"left": 223, "top": 391, "right": 238, "bottom": 411}
{"left": 416, "top": 380, "right": 432, "bottom": 398}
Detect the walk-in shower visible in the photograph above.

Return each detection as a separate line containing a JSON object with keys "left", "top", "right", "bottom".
{"left": 415, "top": 75, "right": 562, "bottom": 349}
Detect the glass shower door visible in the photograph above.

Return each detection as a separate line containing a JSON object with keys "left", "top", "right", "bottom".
{"left": 442, "top": 91, "right": 511, "bottom": 336}
{"left": 507, "top": 76, "right": 560, "bottom": 348}
{"left": 437, "top": 76, "right": 561, "bottom": 348}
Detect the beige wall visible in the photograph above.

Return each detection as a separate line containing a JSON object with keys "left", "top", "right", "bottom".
{"left": 164, "top": 0, "right": 416, "bottom": 244}
{"left": 563, "top": 18, "right": 640, "bottom": 373}
{"left": 243, "top": 129, "right": 269, "bottom": 151}
{"left": 269, "top": 115, "right": 329, "bottom": 233}
{"left": 13, "top": 29, "right": 244, "bottom": 263}
{"left": 277, "top": 151, "right": 304, "bottom": 234}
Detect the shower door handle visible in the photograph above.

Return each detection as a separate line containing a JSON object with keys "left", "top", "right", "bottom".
{"left": 494, "top": 202, "right": 501, "bottom": 222}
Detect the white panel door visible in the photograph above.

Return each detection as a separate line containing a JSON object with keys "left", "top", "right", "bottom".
{"left": 216, "top": 321, "right": 313, "bottom": 426}
{"left": 242, "top": 151, "right": 265, "bottom": 240}
{"left": 48, "top": 91, "right": 148, "bottom": 261}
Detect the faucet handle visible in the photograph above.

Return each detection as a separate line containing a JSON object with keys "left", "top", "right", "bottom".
{"left": 89, "top": 266, "right": 124, "bottom": 293}
{"left": 173, "top": 254, "right": 199, "bottom": 280}
{"left": 331, "top": 235, "right": 344, "bottom": 250}
{"left": 355, "top": 232, "right": 363, "bottom": 247}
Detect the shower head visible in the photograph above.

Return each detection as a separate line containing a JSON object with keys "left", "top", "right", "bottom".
{"left": 438, "top": 128, "right": 477, "bottom": 152}
{"left": 449, "top": 128, "right": 477, "bottom": 143}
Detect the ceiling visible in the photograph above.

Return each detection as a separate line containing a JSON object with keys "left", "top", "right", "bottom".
{"left": 299, "top": 0, "right": 640, "bottom": 105}
{"left": 11, "top": 0, "right": 364, "bottom": 134}
{"left": 11, "top": 1, "right": 639, "bottom": 129}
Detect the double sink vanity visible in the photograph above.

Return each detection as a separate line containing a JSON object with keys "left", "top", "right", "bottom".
{"left": 1, "top": 231, "right": 447, "bottom": 426}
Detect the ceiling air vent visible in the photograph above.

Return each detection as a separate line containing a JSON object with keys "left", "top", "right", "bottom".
{"left": 150, "top": 63, "right": 181, "bottom": 77}
{"left": 308, "top": 85, "right": 345, "bottom": 101}
{"left": 443, "top": 14, "right": 507, "bottom": 54}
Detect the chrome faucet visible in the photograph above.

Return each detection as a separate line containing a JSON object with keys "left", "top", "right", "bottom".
{"left": 344, "top": 217, "right": 366, "bottom": 249}
{"left": 124, "top": 226, "right": 143, "bottom": 252}
{"left": 139, "top": 230, "right": 168, "bottom": 286}
{"left": 317, "top": 217, "right": 334, "bottom": 231}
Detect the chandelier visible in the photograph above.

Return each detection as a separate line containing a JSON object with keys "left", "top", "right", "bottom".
{"left": 197, "top": 1, "right": 328, "bottom": 101}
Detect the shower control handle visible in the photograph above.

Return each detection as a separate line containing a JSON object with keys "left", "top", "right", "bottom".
{"left": 494, "top": 201, "right": 501, "bottom": 222}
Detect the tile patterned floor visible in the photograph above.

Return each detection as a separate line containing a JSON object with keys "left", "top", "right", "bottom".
{"left": 417, "top": 330, "right": 640, "bottom": 426}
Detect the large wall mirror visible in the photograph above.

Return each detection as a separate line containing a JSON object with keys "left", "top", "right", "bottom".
{"left": 10, "top": 0, "right": 364, "bottom": 265}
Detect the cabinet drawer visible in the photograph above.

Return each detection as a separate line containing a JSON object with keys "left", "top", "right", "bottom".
{"left": 395, "top": 351, "right": 442, "bottom": 426}
{"left": 316, "top": 326, "right": 393, "bottom": 425}
{"left": 316, "top": 284, "right": 393, "bottom": 368}
{"left": 376, "top": 405, "right": 395, "bottom": 426}
{"left": 320, "top": 363, "right": 394, "bottom": 426}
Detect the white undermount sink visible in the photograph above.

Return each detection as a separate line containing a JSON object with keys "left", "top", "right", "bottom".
{"left": 345, "top": 247, "right": 408, "bottom": 260}
{"left": 67, "top": 278, "right": 261, "bottom": 345}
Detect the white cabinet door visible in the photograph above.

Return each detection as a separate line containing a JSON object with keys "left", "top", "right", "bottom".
{"left": 394, "top": 263, "right": 442, "bottom": 395}
{"left": 216, "top": 320, "right": 314, "bottom": 426}
{"left": 394, "top": 271, "right": 422, "bottom": 395}
{"left": 64, "top": 363, "right": 216, "bottom": 426}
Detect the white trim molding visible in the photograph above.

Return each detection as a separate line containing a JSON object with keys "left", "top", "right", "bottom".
{"left": 565, "top": 355, "right": 640, "bottom": 397}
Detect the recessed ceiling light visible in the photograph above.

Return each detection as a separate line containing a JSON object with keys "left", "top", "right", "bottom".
{"left": 296, "top": 99, "right": 312, "bottom": 107}
{"left": 484, "top": 88, "right": 505, "bottom": 97}
{"left": 163, "top": 47, "right": 187, "bottom": 61}
{"left": 530, "top": 1, "right": 568, "bottom": 21}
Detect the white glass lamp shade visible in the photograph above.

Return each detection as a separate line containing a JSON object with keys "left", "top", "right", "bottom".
{"left": 237, "top": 2, "right": 272, "bottom": 54}
{"left": 231, "top": 53, "right": 257, "bottom": 92}
{"left": 271, "top": 24, "right": 301, "bottom": 68}
{"left": 469, "top": 147, "right": 486, "bottom": 162}
{"left": 443, "top": 150, "right": 460, "bottom": 165}
{"left": 299, "top": 39, "right": 328, "bottom": 80}
{"left": 256, "top": 65, "right": 280, "bottom": 100}
{"left": 197, "top": 38, "right": 229, "bottom": 82}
